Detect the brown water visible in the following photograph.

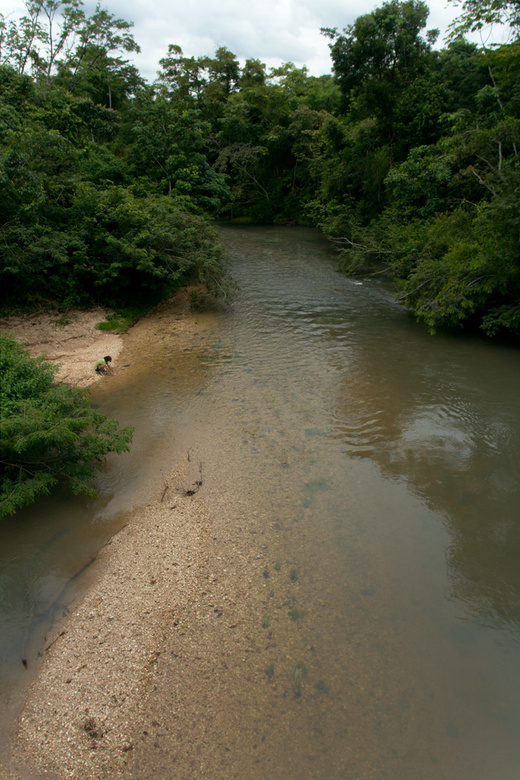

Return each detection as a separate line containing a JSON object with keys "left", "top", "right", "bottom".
{"left": 2, "top": 224, "right": 520, "bottom": 777}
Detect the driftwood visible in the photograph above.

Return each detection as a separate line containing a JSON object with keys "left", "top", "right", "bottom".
{"left": 182, "top": 460, "right": 203, "bottom": 496}
{"left": 162, "top": 452, "right": 204, "bottom": 501}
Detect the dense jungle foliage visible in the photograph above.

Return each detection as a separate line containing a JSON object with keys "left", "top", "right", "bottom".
{"left": 0, "top": 0, "right": 519, "bottom": 514}
{"left": 1, "top": 0, "right": 519, "bottom": 336}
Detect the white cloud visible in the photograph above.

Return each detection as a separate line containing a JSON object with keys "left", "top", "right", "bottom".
{"left": 119, "top": 0, "right": 458, "bottom": 81}
{"left": 1, "top": 0, "right": 481, "bottom": 82}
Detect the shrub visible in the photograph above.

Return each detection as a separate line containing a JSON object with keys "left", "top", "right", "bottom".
{"left": 0, "top": 333, "right": 133, "bottom": 518}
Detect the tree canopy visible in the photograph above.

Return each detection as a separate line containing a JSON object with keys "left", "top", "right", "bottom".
{"left": 2, "top": 0, "right": 520, "bottom": 514}
{"left": 0, "top": 0, "right": 519, "bottom": 337}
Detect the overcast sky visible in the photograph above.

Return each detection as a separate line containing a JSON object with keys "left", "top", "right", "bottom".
{"left": 2, "top": 0, "right": 499, "bottom": 82}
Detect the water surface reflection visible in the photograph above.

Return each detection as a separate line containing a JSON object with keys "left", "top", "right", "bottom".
{"left": 329, "top": 321, "right": 520, "bottom": 636}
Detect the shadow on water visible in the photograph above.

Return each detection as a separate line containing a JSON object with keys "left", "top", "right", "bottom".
{"left": 328, "top": 318, "right": 520, "bottom": 636}
{"left": 0, "top": 485, "right": 124, "bottom": 737}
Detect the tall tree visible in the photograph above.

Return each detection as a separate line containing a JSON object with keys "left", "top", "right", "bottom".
{"left": 322, "top": 0, "right": 437, "bottom": 147}
{"left": 0, "top": 0, "right": 140, "bottom": 105}
{"left": 323, "top": 0, "right": 435, "bottom": 95}
{"left": 448, "top": 0, "right": 520, "bottom": 37}
{"left": 156, "top": 44, "right": 208, "bottom": 103}
{"left": 121, "top": 88, "right": 229, "bottom": 209}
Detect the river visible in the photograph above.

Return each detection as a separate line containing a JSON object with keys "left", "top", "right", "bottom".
{"left": 2, "top": 224, "right": 520, "bottom": 778}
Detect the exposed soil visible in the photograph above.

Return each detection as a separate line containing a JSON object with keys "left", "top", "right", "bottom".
{"left": 0, "top": 298, "right": 300, "bottom": 780}
{"left": 0, "top": 308, "right": 125, "bottom": 388}
{"left": 0, "top": 296, "right": 331, "bottom": 780}
{"left": 0, "top": 300, "right": 212, "bottom": 778}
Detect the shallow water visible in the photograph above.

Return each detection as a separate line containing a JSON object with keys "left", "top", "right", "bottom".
{"left": 0, "top": 305, "right": 212, "bottom": 736}
{"left": 2, "top": 225, "right": 520, "bottom": 777}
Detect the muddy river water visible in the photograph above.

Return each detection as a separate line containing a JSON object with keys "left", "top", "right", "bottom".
{"left": 2, "top": 224, "right": 520, "bottom": 777}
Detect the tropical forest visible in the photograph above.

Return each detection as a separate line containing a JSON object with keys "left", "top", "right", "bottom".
{"left": 1, "top": 0, "right": 519, "bottom": 514}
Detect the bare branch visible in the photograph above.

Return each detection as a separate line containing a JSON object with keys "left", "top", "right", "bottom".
{"left": 470, "top": 166, "right": 498, "bottom": 196}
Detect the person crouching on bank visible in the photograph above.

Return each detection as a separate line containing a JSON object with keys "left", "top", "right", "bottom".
{"left": 95, "top": 355, "right": 115, "bottom": 375}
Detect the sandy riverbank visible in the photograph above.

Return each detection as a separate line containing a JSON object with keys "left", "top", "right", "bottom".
{"left": 0, "top": 308, "right": 125, "bottom": 388}
{"left": 0, "top": 300, "right": 215, "bottom": 777}
{"left": 2, "top": 478, "right": 209, "bottom": 778}
{"left": 0, "top": 294, "right": 335, "bottom": 780}
{"left": 0, "top": 299, "right": 309, "bottom": 780}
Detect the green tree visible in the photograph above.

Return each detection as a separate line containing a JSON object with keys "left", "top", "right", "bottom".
{"left": 0, "top": 332, "right": 133, "bottom": 518}
{"left": 0, "top": 0, "right": 141, "bottom": 106}
{"left": 214, "top": 72, "right": 331, "bottom": 220}
{"left": 0, "top": 0, "right": 48, "bottom": 75}
{"left": 156, "top": 45, "right": 208, "bottom": 103}
{"left": 323, "top": 0, "right": 437, "bottom": 146}
{"left": 240, "top": 58, "right": 266, "bottom": 89}
{"left": 448, "top": 0, "right": 520, "bottom": 37}
{"left": 0, "top": 64, "right": 229, "bottom": 309}
{"left": 268, "top": 63, "right": 341, "bottom": 113}
{"left": 206, "top": 46, "right": 240, "bottom": 96}
{"left": 323, "top": 0, "right": 435, "bottom": 93}
{"left": 70, "top": 185, "right": 229, "bottom": 304}
{"left": 439, "top": 38, "right": 490, "bottom": 113}
{"left": 122, "top": 88, "right": 229, "bottom": 208}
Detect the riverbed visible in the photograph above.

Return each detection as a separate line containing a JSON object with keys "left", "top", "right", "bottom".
{"left": 3, "top": 225, "right": 520, "bottom": 778}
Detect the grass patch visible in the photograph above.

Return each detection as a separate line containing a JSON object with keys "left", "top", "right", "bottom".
{"left": 96, "top": 304, "right": 150, "bottom": 333}
{"left": 287, "top": 657, "right": 304, "bottom": 697}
